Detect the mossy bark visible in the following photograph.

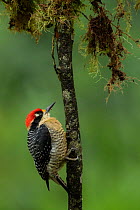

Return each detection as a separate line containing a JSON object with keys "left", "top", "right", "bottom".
{"left": 56, "top": 21, "right": 82, "bottom": 210}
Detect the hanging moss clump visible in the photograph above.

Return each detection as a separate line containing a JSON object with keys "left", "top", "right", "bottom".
{"left": 5, "top": 0, "right": 36, "bottom": 31}
{"left": 84, "top": 0, "right": 138, "bottom": 95}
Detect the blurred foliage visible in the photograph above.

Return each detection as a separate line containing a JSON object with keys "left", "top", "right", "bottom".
{"left": 0, "top": 0, "right": 140, "bottom": 210}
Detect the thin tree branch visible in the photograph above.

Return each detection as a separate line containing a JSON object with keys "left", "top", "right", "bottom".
{"left": 75, "top": 10, "right": 89, "bottom": 20}
{"left": 51, "top": 33, "right": 58, "bottom": 76}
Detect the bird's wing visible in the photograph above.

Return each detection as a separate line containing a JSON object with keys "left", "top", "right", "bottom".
{"left": 28, "top": 124, "right": 52, "bottom": 190}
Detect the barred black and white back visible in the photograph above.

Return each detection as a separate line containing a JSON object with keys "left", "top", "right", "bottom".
{"left": 27, "top": 124, "right": 52, "bottom": 190}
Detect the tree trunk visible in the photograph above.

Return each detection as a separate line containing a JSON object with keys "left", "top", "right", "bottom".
{"left": 55, "top": 21, "right": 83, "bottom": 210}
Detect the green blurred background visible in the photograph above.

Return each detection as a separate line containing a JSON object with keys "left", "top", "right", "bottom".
{"left": 0, "top": 1, "right": 140, "bottom": 209}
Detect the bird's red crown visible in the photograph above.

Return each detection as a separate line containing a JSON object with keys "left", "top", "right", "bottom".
{"left": 25, "top": 108, "right": 42, "bottom": 128}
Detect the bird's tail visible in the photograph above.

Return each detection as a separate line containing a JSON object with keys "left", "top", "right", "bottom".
{"left": 46, "top": 178, "right": 50, "bottom": 191}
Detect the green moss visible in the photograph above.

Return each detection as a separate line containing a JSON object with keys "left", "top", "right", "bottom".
{"left": 115, "top": 1, "right": 132, "bottom": 33}
{"left": 6, "top": 0, "right": 36, "bottom": 31}
{"left": 2, "top": 0, "right": 84, "bottom": 41}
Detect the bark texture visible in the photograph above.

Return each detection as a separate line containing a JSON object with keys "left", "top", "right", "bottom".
{"left": 55, "top": 21, "right": 82, "bottom": 210}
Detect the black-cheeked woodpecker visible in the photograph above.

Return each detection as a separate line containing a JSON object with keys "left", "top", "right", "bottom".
{"left": 25, "top": 102, "right": 68, "bottom": 192}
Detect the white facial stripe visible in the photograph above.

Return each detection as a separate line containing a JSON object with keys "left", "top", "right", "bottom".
{"left": 35, "top": 113, "right": 40, "bottom": 117}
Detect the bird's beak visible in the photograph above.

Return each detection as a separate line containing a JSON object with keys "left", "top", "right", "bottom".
{"left": 45, "top": 102, "right": 56, "bottom": 113}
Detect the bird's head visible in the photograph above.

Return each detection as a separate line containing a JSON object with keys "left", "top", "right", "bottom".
{"left": 25, "top": 102, "right": 55, "bottom": 130}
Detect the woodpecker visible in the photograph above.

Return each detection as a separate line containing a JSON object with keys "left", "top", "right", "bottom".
{"left": 25, "top": 102, "right": 68, "bottom": 192}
